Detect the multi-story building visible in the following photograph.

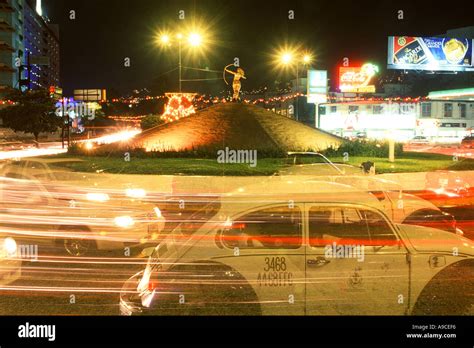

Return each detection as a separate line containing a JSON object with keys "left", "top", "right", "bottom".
{"left": 318, "top": 88, "right": 474, "bottom": 143}
{"left": 0, "top": 0, "right": 59, "bottom": 92}
{"left": 0, "top": 0, "right": 22, "bottom": 91}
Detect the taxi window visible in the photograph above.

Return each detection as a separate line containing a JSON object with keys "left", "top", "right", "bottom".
{"left": 309, "top": 207, "right": 395, "bottom": 247}
{"left": 222, "top": 206, "right": 302, "bottom": 249}
{"left": 362, "top": 210, "right": 397, "bottom": 243}
{"left": 309, "top": 207, "right": 369, "bottom": 247}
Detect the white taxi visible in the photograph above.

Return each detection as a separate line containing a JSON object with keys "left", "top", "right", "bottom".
{"left": 120, "top": 181, "right": 474, "bottom": 316}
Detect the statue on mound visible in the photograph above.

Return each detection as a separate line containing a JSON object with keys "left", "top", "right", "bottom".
{"left": 224, "top": 64, "right": 246, "bottom": 101}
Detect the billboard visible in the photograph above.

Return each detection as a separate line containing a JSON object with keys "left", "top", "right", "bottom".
{"left": 388, "top": 36, "right": 474, "bottom": 72}
{"left": 307, "top": 70, "right": 327, "bottom": 104}
{"left": 339, "top": 64, "right": 378, "bottom": 93}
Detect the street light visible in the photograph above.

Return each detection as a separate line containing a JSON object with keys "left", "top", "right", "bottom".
{"left": 303, "top": 54, "right": 313, "bottom": 64}
{"left": 160, "top": 34, "right": 170, "bottom": 45}
{"left": 282, "top": 53, "right": 293, "bottom": 65}
{"left": 188, "top": 32, "right": 202, "bottom": 47}
{"left": 277, "top": 49, "right": 313, "bottom": 121}
{"left": 158, "top": 30, "right": 204, "bottom": 92}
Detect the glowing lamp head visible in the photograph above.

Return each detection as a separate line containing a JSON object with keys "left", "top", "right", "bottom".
{"left": 303, "top": 54, "right": 312, "bottom": 64}
{"left": 281, "top": 53, "right": 293, "bottom": 65}
{"left": 188, "top": 33, "right": 202, "bottom": 47}
{"left": 176, "top": 33, "right": 183, "bottom": 40}
{"left": 160, "top": 34, "right": 170, "bottom": 45}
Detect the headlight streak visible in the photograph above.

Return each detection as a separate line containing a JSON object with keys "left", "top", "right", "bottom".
{"left": 1, "top": 173, "right": 474, "bottom": 316}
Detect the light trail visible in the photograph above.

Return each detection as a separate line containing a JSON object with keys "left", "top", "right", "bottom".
{"left": 0, "top": 144, "right": 66, "bottom": 160}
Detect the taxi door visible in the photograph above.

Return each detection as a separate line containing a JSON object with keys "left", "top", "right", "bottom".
{"left": 213, "top": 204, "right": 306, "bottom": 315}
{"left": 305, "top": 204, "right": 410, "bottom": 315}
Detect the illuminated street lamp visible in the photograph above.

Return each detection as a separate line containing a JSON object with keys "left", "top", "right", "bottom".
{"left": 278, "top": 50, "right": 313, "bottom": 121}
{"left": 160, "top": 34, "right": 170, "bottom": 45}
{"left": 188, "top": 32, "right": 202, "bottom": 47}
{"left": 281, "top": 53, "right": 293, "bottom": 65}
{"left": 158, "top": 30, "right": 204, "bottom": 92}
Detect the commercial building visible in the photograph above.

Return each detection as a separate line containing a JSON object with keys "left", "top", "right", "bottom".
{"left": 0, "top": 0, "right": 59, "bottom": 91}
{"left": 318, "top": 88, "right": 474, "bottom": 143}
{"left": 73, "top": 89, "right": 107, "bottom": 103}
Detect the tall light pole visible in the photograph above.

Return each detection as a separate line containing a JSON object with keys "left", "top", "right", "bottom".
{"left": 177, "top": 34, "right": 183, "bottom": 92}
{"left": 159, "top": 31, "right": 203, "bottom": 93}
{"left": 279, "top": 51, "right": 313, "bottom": 121}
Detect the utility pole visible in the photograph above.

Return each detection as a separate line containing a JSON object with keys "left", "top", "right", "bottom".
{"left": 178, "top": 40, "right": 182, "bottom": 93}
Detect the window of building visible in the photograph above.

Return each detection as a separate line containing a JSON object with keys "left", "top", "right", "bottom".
{"left": 319, "top": 106, "right": 326, "bottom": 115}
{"left": 349, "top": 105, "right": 359, "bottom": 113}
{"left": 222, "top": 206, "right": 302, "bottom": 249}
{"left": 330, "top": 105, "right": 337, "bottom": 114}
{"left": 421, "top": 103, "right": 432, "bottom": 117}
{"left": 460, "top": 104, "right": 467, "bottom": 118}
{"left": 444, "top": 103, "right": 453, "bottom": 118}
{"left": 373, "top": 105, "right": 383, "bottom": 114}
{"left": 400, "top": 104, "right": 413, "bottom": 114}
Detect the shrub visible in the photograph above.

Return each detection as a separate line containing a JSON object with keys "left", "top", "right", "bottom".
{"left": 322, "top": 140, "right": 404, "bottom": 158}
{"left": 140, "top": 114, "right": 164, "bottom": 130}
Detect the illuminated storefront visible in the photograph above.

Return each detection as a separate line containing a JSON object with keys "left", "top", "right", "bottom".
{"left": 319, "top": 97, "right": 474, "bottom": 143}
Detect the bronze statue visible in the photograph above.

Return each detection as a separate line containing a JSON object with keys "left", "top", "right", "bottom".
{"left": 224, "top": 64, "right": 246, "bottom": 101}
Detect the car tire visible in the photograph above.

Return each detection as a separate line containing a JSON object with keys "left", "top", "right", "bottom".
{"left": 412, "top": 260, "right": 473, "bottom": 315}
{"left": 148, "top": 262, "right": 262, "bottom": 316}
{"left": 57, "top": 226, "right": 96, "bottom": 257}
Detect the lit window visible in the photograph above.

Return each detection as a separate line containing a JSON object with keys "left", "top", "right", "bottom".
{"left": 444, "top": 103, "right": 453, "bottom": 118}
{"left": 421, "top": 103, "right": 432, "bottom": 117}
{"left": 460, "top": 104, "right": 466, "bottom": 118}
{"left": 373, "top": 105, "right": 383, "bottom": 114}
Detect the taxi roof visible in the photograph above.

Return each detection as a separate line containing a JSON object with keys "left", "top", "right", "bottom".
{"left": 220, "top": 179, "right": 384, "bottom": 212}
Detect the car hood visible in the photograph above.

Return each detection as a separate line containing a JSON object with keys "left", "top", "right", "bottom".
{"left": 397, "top": 224, "right": 474, "bottom": 256}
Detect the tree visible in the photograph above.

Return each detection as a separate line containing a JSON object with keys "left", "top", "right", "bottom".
{"left": 0, "top": 88, "right": 61, "bottom": 147}
{"left": 141, "top": 114, "right": 164, "bottom": 130}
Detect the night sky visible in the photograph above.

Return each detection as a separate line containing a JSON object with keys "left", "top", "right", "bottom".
{"left": 44, "top": 0, "right": 474, "bottom": 96}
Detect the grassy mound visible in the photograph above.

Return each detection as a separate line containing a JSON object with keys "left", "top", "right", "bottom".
{"left": 127, "top": 103, "right": 343, "bottom": 153}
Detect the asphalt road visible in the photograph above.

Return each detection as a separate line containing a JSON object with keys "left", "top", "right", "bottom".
{"left": 0, "top": 249, "right": 144, "bottom": 316}
{"left": 1, "top": 206, "right": 473, "bottom": 316}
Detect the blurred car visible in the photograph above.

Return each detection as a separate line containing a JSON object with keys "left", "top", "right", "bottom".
{"left": 461, "top": 136, "right": 474, "bottom": 149}
{"left": 409, "top": 136, "right": 430, "bottom": 145}
{"left": 120, "top": 181, "right": 474, "bottom": 316}
{"left": 0, "top": 236, "right": 21, "bottom": 286}
{"left": 411, "top": 170, "right": 474, "bottom": 209}
{"left": 0, "top": 161, "right": 165, "bottom": 256}
{"left": 278, "top": 153, "right": 461, "bottom": 235}
{"left": 279, "top": 152, "right": 362, "bottom": 176}
{"left": 332, "top": 176, "right": 463, "bottom": 235}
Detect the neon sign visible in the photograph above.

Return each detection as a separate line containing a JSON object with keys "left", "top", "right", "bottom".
{"left": 339, "top": 63, "right": 379, "bottom": 93}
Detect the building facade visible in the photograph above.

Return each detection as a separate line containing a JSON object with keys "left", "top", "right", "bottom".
{"left": 0, "top": 0, "right": 59, "bottom": 92}
{"left": 319, "top": 95, "right": 474, "bottom": 143}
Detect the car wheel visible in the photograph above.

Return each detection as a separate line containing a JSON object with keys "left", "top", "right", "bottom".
{"left": 58, "top": 226, "right": 96, "bottom": 257}
{"left": 63, "top": 238, "right": 94, "bottom": 257}
{"left": 412, "top": 260, "right": 473, "bottom": 315}
{"left": 151, "top": 262, "right": 262, "bottom": 316}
